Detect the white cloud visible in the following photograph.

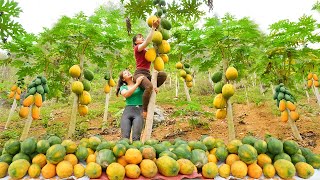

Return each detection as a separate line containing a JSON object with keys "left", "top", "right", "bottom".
{"left": 15, "top": 0, "right": 106, "bottom": 34}
{"left": 211, "top": 0, "right": 320, "bottom": 33}
{"left": 14, "top": 0, "right": 320, "bottom": 34}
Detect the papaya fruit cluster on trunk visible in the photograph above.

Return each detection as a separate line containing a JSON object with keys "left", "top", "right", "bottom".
{"left": 212, "top": 66, "right": 238, "bottom": 119}
{"left": 69, "top": 65, "right": 95, "bottom": 116}
{"left": 19, "top": 76, "right": 49, "bottom": 120}
{"left": 176, "top": 62, "right": 194, "bottom": 88}
{"left": 307, "top": 72, "right": 319, "bottom": 88}
{"left": 273, "top": 84, "right": 299, "bottom": 122}
{"left": 145, "top": 0, "right": 171, "bottom": 72}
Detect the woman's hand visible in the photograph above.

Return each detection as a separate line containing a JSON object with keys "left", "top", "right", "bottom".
{"left": 136, "top": 76, "right": 144, "bottom": 85}
{"left": 152, "top": 19, "right": 160, "bottom": 29}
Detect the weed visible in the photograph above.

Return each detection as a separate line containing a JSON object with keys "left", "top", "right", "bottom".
{"left": 73, "top": 121, "right": 89, "bottom": 139}
{"left": 46, "top": 121, "right": 66, "bottom": 138}
{"left": 246, "top": 131, "right": 255, "bottom": 136}
{"left": 188, "top": 118, "right": 200, "bottom": 128}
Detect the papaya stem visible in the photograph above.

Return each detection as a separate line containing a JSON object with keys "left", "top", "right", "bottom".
{"left": 5, "top": 99, "right": 17, "bottom": 129}
{"left": 287, "top": 109, "right": 302, "bottom": 141}
{"left": 142, "top": 70, "right": 158, "bottom": 142}
{"left": 20, "top": 106, "right": 33, "bottom": 141}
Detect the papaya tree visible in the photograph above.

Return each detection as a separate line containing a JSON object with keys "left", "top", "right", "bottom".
{"left": 0, "top": 0, "right": 25, "bottom": 120}
{"left": 170, "top": 21, "right": 199, "bottom": 101}
{"left": 256, "top": 14, "right": 320, "bottom": 108}
{"left": 2, "top": 33, "right": 40, "bottom": 131}
{"left": 185, "top": 14, "right": 264, "bottom": 141}
{"left": 258, "top": 15, "right": 319, "bottom": 85}
{"left": 34, "top": 12, "right": 105, "bottom": 138}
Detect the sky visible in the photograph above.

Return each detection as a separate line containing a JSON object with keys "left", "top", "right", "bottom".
{"left": 15, "top": 0, "right": 320, "bottom": 34}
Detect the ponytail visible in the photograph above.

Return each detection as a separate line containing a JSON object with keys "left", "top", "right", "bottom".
{"left": 116, "top": 71, "right": 126, "bottom": 96}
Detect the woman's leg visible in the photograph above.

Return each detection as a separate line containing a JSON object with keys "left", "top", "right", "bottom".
{"left": 157, "top": 71, "right": 167, "bottom": 87}
{"left": 133, "top": 72, "right": 153, "bottom": 113}
{"left": 120, "top": 106, "right": 133, "bottom": 139}
{"left": 131, "top": 106, "right": 144, "bottom": 141}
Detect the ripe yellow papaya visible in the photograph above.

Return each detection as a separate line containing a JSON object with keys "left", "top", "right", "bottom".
{"left": 23, "top": 95, "right": 34, "bottom": 107}
{"left": 19, "top": 107, "right": 30, "bottom": 118}
{"left": 286, "top": 101, "right": 296, "bottom": 111}
{"left": 32, "top": 106, "right": 40, "bottom": 120}
{"left": 34, "top": 93, "right": 43, "bottom": 107}
{"left": 281, "top": 111, "right": 288, "bottom": 122}
{"left": 279, "top": 100, "right": 286, "bottom": 112}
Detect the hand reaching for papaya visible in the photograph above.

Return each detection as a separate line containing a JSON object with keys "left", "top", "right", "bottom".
{"left": 152, "top": 19, "right": 160, "bottom": 29}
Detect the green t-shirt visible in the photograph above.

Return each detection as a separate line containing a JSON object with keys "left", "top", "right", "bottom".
{"left": 120, "top": 85, "right": 143, "bottom": 106}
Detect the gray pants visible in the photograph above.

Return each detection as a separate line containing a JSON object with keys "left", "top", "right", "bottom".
{"left": 121, "top": 106, "right": 144, "bottom": 141}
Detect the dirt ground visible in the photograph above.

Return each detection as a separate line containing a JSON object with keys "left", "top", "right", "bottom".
{"left": 1, "top": 95, "right": 319, "bottom": 154}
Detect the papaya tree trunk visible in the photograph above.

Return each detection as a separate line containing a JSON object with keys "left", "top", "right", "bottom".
{"left": 183, "top": 81, "right": 191, "bottom": 102}
{"left": 142, "top": 70, "right": 158, "bottom": 142}
{"left": 175, "top": 74, "right": 179, "bottom": 97}
{"left": 102, "top": 65, "right": 113, "bottom": 130}
{"left": 5, "top": 99, "right": 17, "bottom": 129}
{"left": 222, "top": 50, "right": 236, "bottom": 141}
{"left": 312, "top": 85, "right": 320, "bottom": 107}
{"left": 287, "top": 109, "right": 302, "bottom": 141}
{"left": 102, "top": 92, "right": 111, "bottom": 130}
{"left": 226, "top": 99, "right": 236, "bottom": 141}
{"left": 253, "top": 72, "right": 257, "bottom": 86}
{"left": 192, "top": 73, "right": 196, "bottom": 87}
{"left": 169, "top": 74, "right": 172, "bottom": 88}
{"left": 260, "top": 83, "right": 265, "bottom": 96}
{"left": 20, "top": 106, "right": 33, "bottom": 141}
{"left": 271, "top": 84, "right": 275, "bottom": 95}
{"left": 67, "top": 93, "right": 79, "bottom": 138}
{"left": 209, "top": 72, "right": 213, "bottom": 86}
{"left": 306, "top": 90, "right": 310, "bottom": 103}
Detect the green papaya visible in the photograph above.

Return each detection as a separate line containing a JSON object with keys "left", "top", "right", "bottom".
{"left": 280, "top": 87, "right": 286, "bottom": 93}
{"left": 159, "top": 0, "right": 166, "bottom": 6}
{"left": 41, "top": 76, "right": 47, "bottom": 84}
{"left": 211, "top": 72, "right": 223, "bottom": 83}
{"left": 156, "top": 9, "right": 163, "bottom": 16}
{"left": 277, "top": 92, "right": 284, "bottom": 101}
{"left": 35, "top": 78, "right": 42, "bottom": 85}
{"left": 29, "top": 87, "right": 37, "bottom": 95}
{"left": 84, "top": 69, "right": 94, "bottom": 81}
{"left": 153, "top": 0, "right": 159, "bottom": 5}
{"left": 160, "top": 18, "right": 171, "bottom": 30}
{"left": 36, "top": 85, "right": 44, "bottom": 94}
{"left": 161, "top": 29, "right": 170, "bottom": 40}
{"left": 43, "top": 84, "right": 49, "bottom": 93}
{"left": 82, "top": 79, "right": 91, "bottom": 91}
{"left": 161, "top": 7, "right": 167, "bottom": 13}
{"left": 28, "top": 82, "right": 36, "bottom": 89}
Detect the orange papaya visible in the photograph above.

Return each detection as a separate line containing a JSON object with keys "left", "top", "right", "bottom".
{"left": 34, "top": 93, "right": 43, "bottom": 107}
{"left": 23, "top": 95, "right": 34, "bottom": 107}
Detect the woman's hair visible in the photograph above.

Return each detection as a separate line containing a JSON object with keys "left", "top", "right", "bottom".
{"left": 116, "top": 70, "right": 127, "bottom": 96}
{"left": 132, "top": 34, "right": 142, "bottom": 48}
